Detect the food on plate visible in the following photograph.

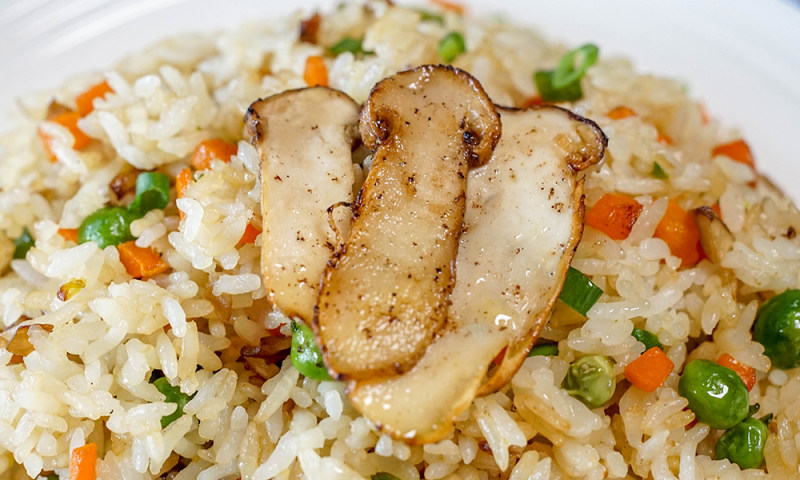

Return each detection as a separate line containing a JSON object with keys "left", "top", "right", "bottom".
{"left": 315, "top": 65, "right": 500, "bottom": 380}
{"left": 1, "top": 1, "right": 800, "bottom": 479}
{"left": 245, "top": 86, "right": 360, "bottom": 322}
{"left": 346, "top": 103, "right": 604, "bottom": 442}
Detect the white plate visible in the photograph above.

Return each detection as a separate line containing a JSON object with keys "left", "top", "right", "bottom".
{"left": 2, "top": 0, "right": 799, "bottom": 200}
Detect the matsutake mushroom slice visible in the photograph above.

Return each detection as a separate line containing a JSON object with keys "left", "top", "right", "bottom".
{"left": 315, "top": 65, "right": 501, "bottom": 380}
{"left": 348, "top": 105, "right": 606, "bottom": 443}
{"left": 693, "top": 206, "right": 734, "bottom": 264}
{"left": 244, "top": 87, "right": 360, "bottom": 322}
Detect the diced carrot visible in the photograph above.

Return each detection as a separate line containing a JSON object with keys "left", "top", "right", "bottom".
{"left": 175, "top": 168, "right": 193, "bottom": 220}
{"left": 75, "top": 80, "right": 113, "bottom": 117}
{"left": 585, "top": 193, "right": 643, "bottom": 240}
{"left": 190, "top": 138, "right": 238, "bottom": 170}
{"left": 38, "top": 111, "right": 92, "bottom": 162}
{"left": 654, "top": 200, "right": 703, "bottom": 268}
{"left": 522, "top": 96, "right": 545, "bottom": 108}
{"left": 176, "top": 168, "right": 192, "bottom": 199}
{"left": 430, "top": 0, "right": 466, "bottom": 14}
{"left": 238, "top": 223, "right": 262, "bottom": 246}
{"left": 712, "top": 139, "right": 754, "bottom": 169}
{"left": 303, "top": 56, "right": 328, "bottom": 87}
{"left": 117, "top": 241, "right": 168, "bottom": 279}
{"left": 717, "top": 353, "right": 756, "bottom": 392}
{"left": 69, "top": 442, "right": 97, "bottom": 480}
{"left": 657, "top": 132, "right": 673, "bottom": 145}
{"left": 58, "top": 228, "right": 79, "bottom": 243}
{"left": 607, "top": 106, "right": 637, "bottom": 120}
{"left": 624, "top": 347, "right": 674, "bottom": 393}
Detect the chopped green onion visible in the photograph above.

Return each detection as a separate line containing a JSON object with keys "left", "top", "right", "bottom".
{"left": 528, "top": 343, "right": 559, "bottom": 357}
{"left": 153, "top": 377, "right": 194, "bottom": 428}
{"left": 77, "top": 206, "right": 137, "bottom": 248}
{"left": 558, "top": 267, "right": 603, "bottom": 316}
{"left": 128, "top": 171, "right": 170, "bottom": 218}
{"left": 371, "top": 474, "right": 401, "bottom": 480}
{"left": 290, "top": 320, "right": 331, "bottom": 380}
{"left": 12, "top": 227, "right": 35, "bottom": 259}
{"left": 330, "top": 37, "right": 371, "bottom": 56}
{"left": 631, "top": 327, "right": 662, "bottom": 351}
{"left": 414, "top": 8, "right": 444, "bottom": 24}
{"left": 650, "top": 161, "right": 669, "bottom": 179}
{"left": 552, "top": 44, "right": 599, "bottom": 89}
{"left": 534, "top": 43, "right": 599, "bottom": 102}
{"left": 438, "top": 31, "right": 466, "bottom": 63}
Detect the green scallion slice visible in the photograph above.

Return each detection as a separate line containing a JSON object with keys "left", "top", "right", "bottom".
{"left": 534, "top": 43, "right": 599, "bottom": 102}
{"left": 631, "top": 327, "right": 662, "bottom": 351}
{"left": 12, "top": 227, "right": 35, "bottom": 259}
{"left": 551, "top": 44, "right": 599, "bottom": 89}
{"left": 330, "top": 37, "right": 370, "bottom": 56}
{"left": 153, "top": 377, "right": 194, "bottom": 428}
{"left": 128, "top": 171, "right": 170, "bottom": 218}
{"left": 371, "top": 473, "right": 402, "bottom": 480}
{"left": 651, "top": 161, "right": 669, "bottom": 179}
{"left": 528, "top": 343, "right": 559, "bottom": 357}
{"left": 77, "top": 206, "right": 137, "bottom": 248}
{"left": 559, "top": 267, "right": 603, "bottom": 316}
{"left": 414, "top": 8, "right": 444, "bottom": 24}
{"left": 290, "top": 320, "right": 332, "bottom": 381}
{"left": 438, "top": 31, "right": 466, "bottom": 63}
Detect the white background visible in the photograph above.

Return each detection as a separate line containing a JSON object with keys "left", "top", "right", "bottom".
{"left": 1, "top": 0, "right": 799, "bottom": 200}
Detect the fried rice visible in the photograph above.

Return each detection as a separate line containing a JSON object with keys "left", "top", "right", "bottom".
{"left": 1, "top": 1, "right": 799, "bottom": 479}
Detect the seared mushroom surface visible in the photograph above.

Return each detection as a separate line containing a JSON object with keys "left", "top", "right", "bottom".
{"left": 245, "top": 87, "right": 360, "bottom": 322}
{"left": 315, "top": 66, "right": 501, "bottom": 379}
{"left": 348, "top": 106, "right": 606, "bottom": 443}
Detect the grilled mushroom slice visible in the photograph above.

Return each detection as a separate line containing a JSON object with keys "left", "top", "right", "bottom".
{"left": 348, "top": 105, "right": 606, "bottom": 443}
{"left": 694, "top": 206, "right": 734, "bottom": 264}
{"left": 245, "top": 87, "right": 360, "bottom": 322}
{"left": 315, "top": 66, "right": 502, "bottom": 380}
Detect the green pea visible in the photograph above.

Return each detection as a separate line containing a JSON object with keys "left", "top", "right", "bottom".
{"left": 77, "top": 206, "right": 137, "bottom": 248}
{"left": 128, "top": 171, "right": 170, "bottom": 218}
{"left": 290, "top": 320, "right": 331, "bottom": 381}
{"left": 561, "top": 355, "right": 616, "bottom": 408}
{"left": 753, "top": 289, "right": 800, "bottom": 370}
{"left": 716, "top": 416, "right": 769, "bottom": 470}
{"left": 152, "top": 377, "right": 194, "bottom": 428}
{"left": 678, "top": 359, "right": 749, "bottom": 430}
{"left": 12, "top": 227, "right": 35, "bottom": 259}
{"left": 528, "top": 343, "right": 559, "bottom": 357}
{"left": 631, "top": 327, "right": 662, "bottom": 351}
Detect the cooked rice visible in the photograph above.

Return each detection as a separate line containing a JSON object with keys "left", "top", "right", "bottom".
{"left": 1, "top": 1, "right": 799, "bottom": 479}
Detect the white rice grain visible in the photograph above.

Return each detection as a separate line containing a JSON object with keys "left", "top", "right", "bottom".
{"left": 212, "top": 273, "right": 261, "bottom": 296}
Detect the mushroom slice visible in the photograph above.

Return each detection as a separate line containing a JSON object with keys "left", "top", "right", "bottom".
{"left": 694, "top": 206, "right": 734, "bottom": 264}
{"left": 348, "top": 106, "right": 606, "bottom": 443}
{"left": 244, "top": 87, "right": 360, "bottom": 322}
{"left": 316, "top": 65, "right": 501, "bottom": 380}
